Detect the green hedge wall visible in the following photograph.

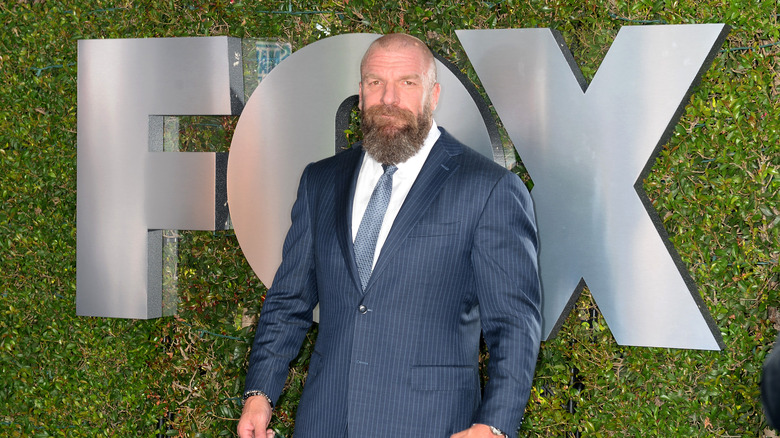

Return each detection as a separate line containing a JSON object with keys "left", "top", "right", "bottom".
{"left": 1, "top": 1, "right": 778, "bottom": 436}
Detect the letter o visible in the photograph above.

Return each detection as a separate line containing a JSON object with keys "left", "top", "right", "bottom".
{"left": 228, "top": 33, "right": 499, "bottom": 287}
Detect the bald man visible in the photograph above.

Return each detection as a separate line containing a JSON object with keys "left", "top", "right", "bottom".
{"left": 238, "top": 34, "right": 541, "bottom": 438}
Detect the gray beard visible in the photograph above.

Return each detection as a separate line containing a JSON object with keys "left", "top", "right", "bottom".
{"left": 361, "top": 104, "right": 432, "bottom": 166}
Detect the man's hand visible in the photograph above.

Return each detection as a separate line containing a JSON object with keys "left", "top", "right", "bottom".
{"left": 451, "top": 423, "right": 506, "bottom": 438}
{"left": 237, "top": 395, "right": 275, "bottom": 438}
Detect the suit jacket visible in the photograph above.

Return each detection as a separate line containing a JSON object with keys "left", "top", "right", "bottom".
{"left": 244, "top": 128, "right": 542, "bottom": 437}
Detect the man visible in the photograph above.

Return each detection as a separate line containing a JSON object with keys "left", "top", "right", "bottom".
{"left": 238, "top": 33, "right": 541, "bottom": 438}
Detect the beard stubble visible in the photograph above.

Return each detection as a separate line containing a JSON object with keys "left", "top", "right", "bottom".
{"left": 360, "top": 103, "right": 432, "bottom": 166}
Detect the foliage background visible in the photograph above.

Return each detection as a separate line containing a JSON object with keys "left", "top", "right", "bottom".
{"left": 1, "top": 0, "right": 778, "bottom": 436}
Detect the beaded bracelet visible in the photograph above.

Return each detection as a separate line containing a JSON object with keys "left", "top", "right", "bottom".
{"left": 242, "top": 390, "right": 273, "bottom": 407}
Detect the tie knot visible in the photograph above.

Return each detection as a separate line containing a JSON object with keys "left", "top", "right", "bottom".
{"left": 382, "top": 164, "right": 397, "bottom": 176}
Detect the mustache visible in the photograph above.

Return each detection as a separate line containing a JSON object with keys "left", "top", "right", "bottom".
{"left": 363, "top": 104, "right": 416, "bottom": 124}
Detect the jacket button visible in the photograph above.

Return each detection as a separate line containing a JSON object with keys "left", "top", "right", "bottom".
{"left": 358, "top": 305, "right": 368, "bottom": 314}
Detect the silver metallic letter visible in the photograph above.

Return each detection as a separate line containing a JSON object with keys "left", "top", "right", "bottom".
{"left": 77, "top": 37, "right": 243, "bottom": 318}
{"left": 458, "top": 25, "right": 728, "bottom": 350}
{"left": 228, "top": 33, "right": 497, "bottom": 286}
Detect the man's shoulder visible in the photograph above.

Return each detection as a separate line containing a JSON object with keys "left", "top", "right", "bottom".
{"left": 436, "top": 128, "right": 514, "bottom": 179}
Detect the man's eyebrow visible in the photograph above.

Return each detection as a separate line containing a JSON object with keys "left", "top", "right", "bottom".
{"left": 398, "top": 73, "right": 423, "bottom": 81}
{"left": 361, "top": 73, "right": 423, "bottom": 81}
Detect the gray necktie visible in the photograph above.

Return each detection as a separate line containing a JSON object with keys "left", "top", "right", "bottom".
{"left": 354, "top": 164, "right": 397, "bottom": 290}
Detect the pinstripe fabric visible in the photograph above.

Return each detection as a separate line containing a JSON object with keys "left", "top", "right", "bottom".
{"left": 244, "top": 128, "right": 541, "bottom": 438}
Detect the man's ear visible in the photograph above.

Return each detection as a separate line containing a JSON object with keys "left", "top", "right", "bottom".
{"left": 358, "top": 82, "right": 363, "bottom": 108}
{"left": 429, "top": 82, "right": 441, "bottom": 111}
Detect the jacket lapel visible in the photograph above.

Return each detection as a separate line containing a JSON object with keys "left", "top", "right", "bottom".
{"left": 334, "top": 148, "right": 365, "bottom": 293}
{"left": 364, "top": 129, "right": 463, "bottom": 292}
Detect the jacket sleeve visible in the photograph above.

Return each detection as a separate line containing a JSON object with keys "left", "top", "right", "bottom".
{"left": 243, "top": 164, "right": 319, "bottom": 404}
{"left": 471, "top": 171, "right": 542, "bottom": 434}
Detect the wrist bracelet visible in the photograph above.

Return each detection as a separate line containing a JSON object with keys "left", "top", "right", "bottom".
{"left": 473, "top": 423, "right": 507, "bottom": 437}
{"left": 243, "top": 390, "right": 273, "bottom": 407}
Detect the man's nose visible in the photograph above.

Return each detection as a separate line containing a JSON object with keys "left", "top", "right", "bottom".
{"left": 380, "top": 83, "right": 399, "bottom": 106}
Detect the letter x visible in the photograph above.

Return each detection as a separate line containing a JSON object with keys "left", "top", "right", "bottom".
{"left": 458, "top": 25, "right": 728, "bottom": 350}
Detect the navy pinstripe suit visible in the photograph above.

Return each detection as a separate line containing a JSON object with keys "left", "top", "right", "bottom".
{"left": 244, "top": 128, "right": 541, "bottom": 437}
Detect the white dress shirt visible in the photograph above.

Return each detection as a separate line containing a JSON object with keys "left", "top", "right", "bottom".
{"left": 352, "top": 121, "right": 441, "bottom": 268}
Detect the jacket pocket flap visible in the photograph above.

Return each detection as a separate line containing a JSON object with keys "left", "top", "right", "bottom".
{"left": 408, "top": 221, "right": 461, "bottom": 237}
{"left": 411, "top": 365, "right": 477, "bottom": 391}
